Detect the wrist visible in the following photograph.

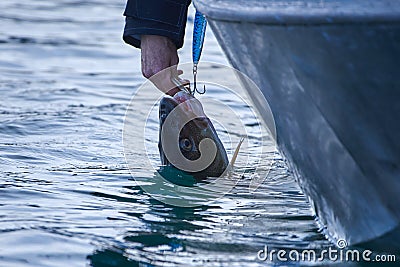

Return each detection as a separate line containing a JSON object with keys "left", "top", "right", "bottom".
{"left": 141, "top": 35, "right": 176, "bottom": 49}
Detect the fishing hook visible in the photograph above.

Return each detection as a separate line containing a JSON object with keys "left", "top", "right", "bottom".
{"left": 193, "top": 64, "right": 206, "bottom": 95}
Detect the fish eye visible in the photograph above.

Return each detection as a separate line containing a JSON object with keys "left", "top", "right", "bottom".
{"left": 179, "top": 138, "right": 193, "bottom": 152}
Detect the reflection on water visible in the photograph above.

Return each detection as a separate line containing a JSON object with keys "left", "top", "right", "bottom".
{"left": 0, "top": 0, "right": 334, "bottom": 266}
{"left": 86, "top": 160, "right": 329, "bottom": 266}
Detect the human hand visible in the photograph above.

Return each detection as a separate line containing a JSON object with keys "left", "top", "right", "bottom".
{"left": 140, "top": 35, "right": 187, "bottom": 96}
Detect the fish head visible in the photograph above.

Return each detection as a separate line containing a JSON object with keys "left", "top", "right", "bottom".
{"left": 158, "top": 94, "right": 228, "bottom": 179}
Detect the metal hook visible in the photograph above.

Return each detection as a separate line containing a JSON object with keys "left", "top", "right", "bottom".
{"left": 195, "top": 84, "right": 206, "bottom": 94}
{"left": 193, "top": 64, "right": 206, "bottom": 95}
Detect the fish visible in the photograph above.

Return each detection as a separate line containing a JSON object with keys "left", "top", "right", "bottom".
{"left": 158, "top": 91, "right": 229, "bottom": 179}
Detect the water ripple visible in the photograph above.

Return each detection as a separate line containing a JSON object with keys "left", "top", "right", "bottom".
{"left": 0, "top": 1, "right": 334, "bottom": 266}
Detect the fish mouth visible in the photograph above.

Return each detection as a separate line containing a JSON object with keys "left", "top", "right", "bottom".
{"left": 159, "top": 96, "right": 209, "bottom": 131}
{"left": 158, "top": 95, "right": 229, "bottom": 179}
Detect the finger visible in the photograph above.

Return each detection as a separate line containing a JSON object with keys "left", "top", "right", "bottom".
{"left": 180, "top": 79, "right": 190, "bottom": 86}
{"left": 174, "top": 75, "right": 189, "bottom": 85}
{"left": 170, "top": 66, "right": 179, "bottom": 78}
{"left": 149, "top": 67, "right": 177, "bottom": 94}
{"left": 170, "top": 52, "right": 179, "bottom": 66}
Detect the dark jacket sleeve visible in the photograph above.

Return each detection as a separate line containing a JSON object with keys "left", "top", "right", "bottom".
{"left": 123, "top": 0, "right": 191, "bottom": 49}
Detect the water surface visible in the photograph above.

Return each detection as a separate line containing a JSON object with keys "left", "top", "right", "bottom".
{"left": 0, "top": 1, "right": 332, "bottom": 266}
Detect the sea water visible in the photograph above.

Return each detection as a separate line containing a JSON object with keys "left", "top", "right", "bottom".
{"left": 0, "top": 1, "right": 334, "bottom": 266}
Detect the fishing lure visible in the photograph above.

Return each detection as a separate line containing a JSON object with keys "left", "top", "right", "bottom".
{"left": 192, "top": 10, "right": 207, "bottom": 95}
